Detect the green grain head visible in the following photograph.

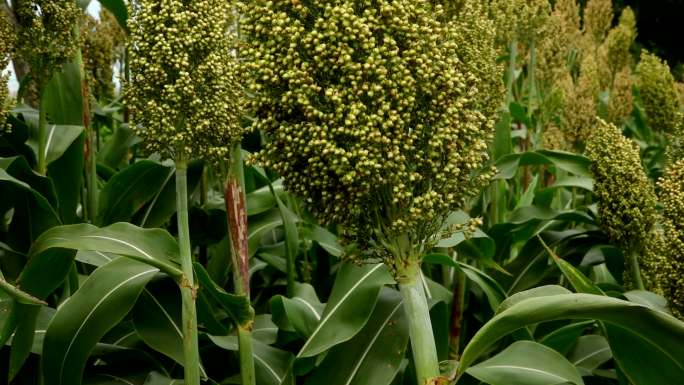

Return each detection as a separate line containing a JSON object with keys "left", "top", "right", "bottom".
{"left": 126, "top": 0, "right": 243, "bottom": 161}
{"left": 635, "top": 51, "right": 682, "bottom": 134}
{"left": 586, "top": 118, "right": 657, "bottom": 254}
{"left": 14, "top": 0, "right": 81, "bottom": 87}
{"left": 241, "top": 0, "right": 501, "bottom": 268}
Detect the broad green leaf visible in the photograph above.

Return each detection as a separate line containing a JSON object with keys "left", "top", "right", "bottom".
{"left": 137, "top": 160, "right": 203, "bottom": 228}
{"left": 131, "top": 282, "right": 209, "bottom": 377}
{"left": 539, "top": 321, "right": 594, "bottom": 355}
{"left": 26, "top": 124, "right": 84, "bottom": 165}
{"left": 97, "top": 160, "right": 173, "bottom": 225}
{"left": 194, "top": 263, "right": 253, "bottom": 327}
{"left": 42, "top": 258, "right": 158, "bottom": 385}
{"left": 209, "top": 335, "right": 294, "bottom": 385}
{"left": 271, "top": 283, "right": 325, "bottom": 337}
{"left": 568, "top": 335, "right": 612, "bottom": 376}
{"left": 144, "top": 372, "right": 185, "bottom": 385}
{"left": 466, "top": 341, "right": 584, "bottom": 385}
{"left": 297, "top": 263, "right": 394, "bottom": 358}
{"left": 248, "top": 208, "right": 283, "bottom": 258}
{"left": 27, "top": 222, "right": 182, "bottom": 278}
{"left": 48, "top": 133, "right": 84, "bottom": 224}
{"left": 305, "top": 288, "right": 409, "bottom": 385}
{"left": 458, "top": 293, "right": 684, "bottom": 384}
{"left": 42, "top": 61, "right": 83, "bottom": 126}
{"left": 495, "top": 150, "right": 591, "bottom": 180}
{"left": 423, "top": 254, "right": 506, "bottom": 310}
{"left": 305, "top": 224, "right": 343, "bottom": 257}
{"left": 623, "top": 290, "right": 670, "bottom": 313}
{"left": 497, "top": 285, "right": 571, "bottom": 314}
{"left": 538, "top": 236, "right": 604, "bottom": 296}
{"left": 246, "top": 180, "right": 284, "bottom": 216}
{"left": 98, "top": 124, "right": 140, "bottom": 169}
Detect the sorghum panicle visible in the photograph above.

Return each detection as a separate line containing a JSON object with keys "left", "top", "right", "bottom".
{"left": 127, "top": 0, "right": 243, "bottom": 161}
{"left": 241, "top": 0, "right": 501, "bottom": 265}
{"left": 635, "top": 51, "right": 683, "bottom": 135}
{"left": 489, "top": 0, "right": 550, "bottom": 48}
{"left": 14, "top": 0, "right": 81, "bottom": 87}
{"left": 0, "top": 12, "right": 13, "bottom": 131}
{"left": 582, "top": 0, "right": 613, "bottom": 50}
{"left": 81, "top": 11, "right": 125, "bottom": 101}
{"left": 586, "top": 118, "right": 657, "bottom": 254}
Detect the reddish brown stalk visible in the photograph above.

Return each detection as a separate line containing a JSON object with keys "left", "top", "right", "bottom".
{"left": 223, "top": 177, "right": 250, "bottom": 297}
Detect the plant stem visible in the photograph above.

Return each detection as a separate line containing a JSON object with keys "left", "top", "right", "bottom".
{"left": 223, "top": 143, "right": 255, "bottom": 385}
{"left": 237, "top": 326, "right": 256, "bottom": 385}
{"left": 449, "top": 268, "right": 467, "bottom": 360}
{"left": 37, "top": 95, "right": 47, "bottom": 175}
{"left": 398, "top": 262, "right": 440, "bottom": 384}
{"left": 175, "top": 156, "right": 201, "bottom": 385}
{"left": 629, "top": 250, "right": 645, "bottom": 290}
{"left": 506, "top": 39, "right": 517, "bottom": 104}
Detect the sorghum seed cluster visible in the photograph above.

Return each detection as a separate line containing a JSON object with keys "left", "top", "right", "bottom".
{"left": 13, "top": 0, "right": 81, "bottom": 88}
{"left": 241, "top": 0, "right": 501, "bottom": 263}
{"left": 127, "top": 0, "right": 243, "bottom": 161}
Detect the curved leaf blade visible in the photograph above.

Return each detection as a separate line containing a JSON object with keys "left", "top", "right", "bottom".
{"left": 42, "top": 258, "right": 158, "bottom": 385}
{"left": 297, "top": 263, "right": 394, "bottom": 358}
{"left": 466, "top": 341, "right": 584, "bottom": 385}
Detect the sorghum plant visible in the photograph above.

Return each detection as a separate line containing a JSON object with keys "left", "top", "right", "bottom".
{"left": 12, "top": 0, "right": 80, "bottom": 174}
{"left": 241, "top": 0, "right": 501, "bottom": 382}
{"left": 127, "top": 0, "right": 243, "bottom": 384}
{"left": 636, "top": 51, "right": 683, "bottom": 136}
{"left": 586, "top": 118, "right": 658, "bottom": 289}
{"left": 0, "top": 12, "right": 13, "bottom": 130}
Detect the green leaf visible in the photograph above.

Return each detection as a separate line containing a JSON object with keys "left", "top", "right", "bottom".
{"left": 131, "top": 283, "right": 199, "bottom": 375}
{"left": 26, "top": 125, "right": 84, "bottom": 166}
{"left": 466, "top": 341, "right": 585, "bottom": 385}
{"left": 497, "top": 285, "right": 572, "bottom": 314}
{"left": 568, "top": 335, "right": 612, "bottom": 376}
{"left": 539, "top": 321, "right": 594, "bottom": 355}
{"left": 99, "top": 0, "right": 128, "bottom": 30}
{"left": 246, "top": 180, "right": 284, "bottom": 216}
{"left": 538, "top": 236, "right": 604, "bottom": 296}
{"left": 42, "top": 258, "right": 158, "bottom": 385}
{"left": 458, "top": 293, "right": 684, "bottom": 383}
{"left": 97, "top": 160, "right": 173, "bottom": 226}
{"left": 270, "top": 283, "right": 325, "bottom": 337}
{"left": 48, "top": 133, "right": 84, "bottom": 224}
{"left": 297, "top": 263, "right": 394, "bottom": 358}
{"left": 144, "top": 372, "right": 185, "bottom": 385}
{"left": 248, "top": 208, "right": 283, "bottom": 258}
{"left": 98, "top": 124, "right": 139, "bottom": 169}
{"left": 305, "top": 288, "right": 409, "bottom": 385}
{"left": 209, "top": 336, "right": 294, "bottom": 385}
{"left": 423, "top": 254, "right": 506, "bottom": 311}
{"left": 43, "top": 60, "right": 83, "bottom": 125}
{"left": 623, "top": 290, "right": 670, "bottom": 313}
{"left": 194, "top": 263, "right": 254, "bottom": 327}
{"left": 495, "top": 150, "right": 591, "bottom": 180}
{"left": 26, "top": 222, "right": 183, "bottom": 278}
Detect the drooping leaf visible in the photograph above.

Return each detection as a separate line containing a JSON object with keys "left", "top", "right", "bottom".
{"left": 466, "top": 341, "right": 585, "bottom": 385}
{"left": 458, "top": 293, "right": 684, "bottom": 385}
{"left": 270, "top": 283, "right": 325, "bottom": 338}
{"left": 26, "top": 222, "right": 183, "bottom": 278}
{"left": 297, "top": 263, "right": 394, "bottom": 358}
{"left": 97, "top": 160, "right": 173, "bottom": 226}
{"left": 209, "top": 335, "right": 294, "bottom": 385}
{"left": 42, "top": 258, "right": 158, "bottom": 385}
{"left": 305, "top": 288, "right": 409, "bottom": 385}
{"left": 568, "top": 335, "right": 612, "bottom": 376}
{"left": 194, "top": 263, "right": 254, "bottom": 327}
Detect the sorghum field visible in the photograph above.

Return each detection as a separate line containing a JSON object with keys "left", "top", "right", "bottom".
{"left": 1, "top": 0, "right": 684, "bottom": 384}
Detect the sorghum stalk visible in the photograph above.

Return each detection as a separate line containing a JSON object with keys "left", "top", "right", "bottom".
{"left": 175, "top": 155, "right": 201, "bottom": 385}
{"left": 398, "top": 261, "right": 440, "bottom": 383}
{"left": 37, "top": 96, "right": 47, "bottom": 175}
{"left": 629, "top": 251, "right": 645, "bottom": 290}
{"left": 223, "top": 143, "right": 255, "bottom": 385}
